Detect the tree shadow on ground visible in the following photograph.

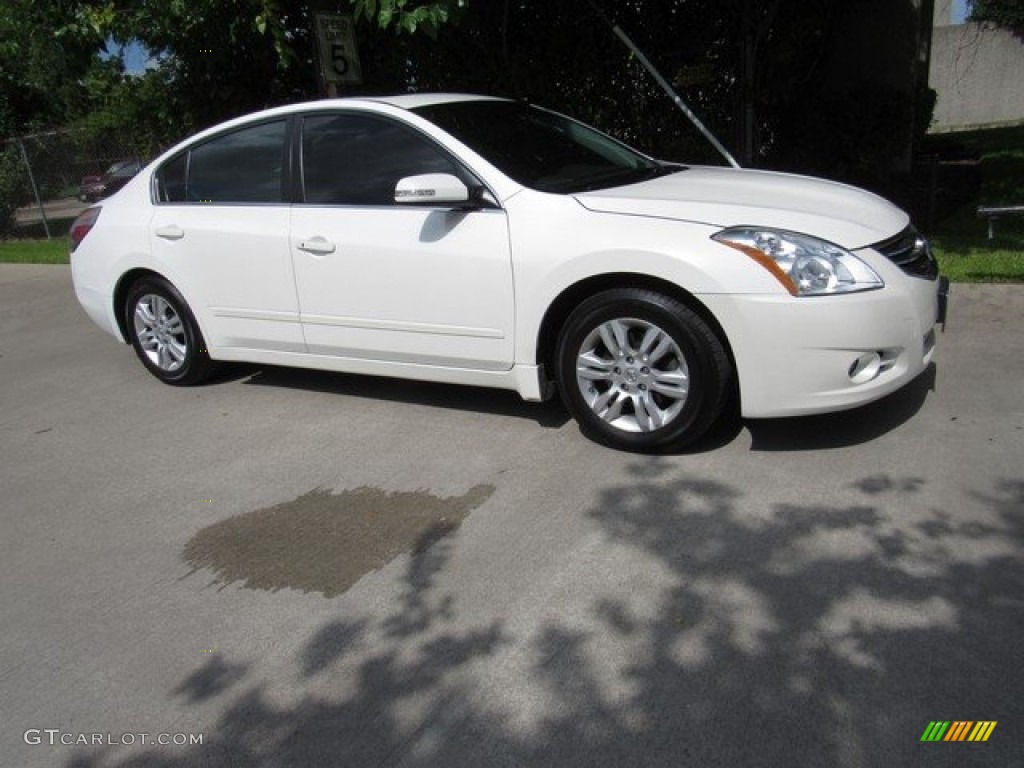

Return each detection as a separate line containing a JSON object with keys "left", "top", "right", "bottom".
{"left": 69, "top": 470, "right": 1023, "bottom": 768}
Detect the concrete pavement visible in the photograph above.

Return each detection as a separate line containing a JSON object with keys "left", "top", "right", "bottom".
{"left": 1, "top": 265, "right": 1021, "bottom": 767}
{"left": 14, "top": 197, "right": 90, "bottom": 227}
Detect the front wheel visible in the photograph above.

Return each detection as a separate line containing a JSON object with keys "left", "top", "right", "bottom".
{"left": 125, "top": 276, "right": 214, "bottom": 385}
{"left": 556, "top": 289, "right": 732, "bottom": 451}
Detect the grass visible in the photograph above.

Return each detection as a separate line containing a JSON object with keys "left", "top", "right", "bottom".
{"left": 0, "top": 237, "right": 69, "bottom": 264}
{"left": 925, "top": 124, "right": 1024, "bottom": 165}
{"left": 921, "top": 124, "right": 1024, "bottom": 281}
{"left": 921, "top": 126, "right": 1024, "bottom": 282}
{"left": 929, "top": 204, "right": 1024, "bottom": 283}
{"left": 932, "top": 238, "right": 1024, "bottom": 282}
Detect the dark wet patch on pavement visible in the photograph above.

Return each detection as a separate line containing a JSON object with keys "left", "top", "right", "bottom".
{"left": 184, "top": 484, "right": 494, "bottom": 597}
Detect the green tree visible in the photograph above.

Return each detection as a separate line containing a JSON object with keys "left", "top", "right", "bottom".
{"left": 99, "top": 0, "right": 317, "bottom": 131}
{"left": 88, "top": 0, "right": 469, "bottom": 136}
{"left": 349, "top": 0, "right": 468, "bottom": 35}
{"left": 0, "top": 0, "right": 108, "bottom": 135}
{"left": 0, "top": 0, "right": 116, "bottom": 231}
{"left": 969, "top": 0, "right": 1024, "bottom": 36}
{"left": 3, "top": 0, "right": 935, "bottom": 213}
{"left": 0, "top": 145, "right": 27, "bottom": 234}
{"left": 73, "top": 59, "right": 193, "bottom": 161}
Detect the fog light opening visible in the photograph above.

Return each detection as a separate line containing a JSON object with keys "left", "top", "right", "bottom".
{"left": 848, "top": 352, "right": 882, "bottom": 384}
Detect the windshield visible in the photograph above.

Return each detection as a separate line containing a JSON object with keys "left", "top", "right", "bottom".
{"left": 105, "top": 160, "right": 140, "bottom": 178}
{"left": 412, "top": 100, "right": 673, "bottom": 194}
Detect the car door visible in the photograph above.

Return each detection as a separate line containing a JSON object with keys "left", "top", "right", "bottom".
{"left": 289, "top": 111, "right": 514, "bottom": 371}
{"left": 150, "top": 118, "right": 304, "bottom": 354}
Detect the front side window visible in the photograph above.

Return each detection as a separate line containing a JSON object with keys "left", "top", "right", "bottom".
{"left": 301, "top": 113, "right": 458, "bottom": 205}
{"left": 156, "top": 120, "right": 287, "bottom": 204}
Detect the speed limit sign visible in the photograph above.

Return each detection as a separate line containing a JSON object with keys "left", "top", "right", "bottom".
{"left": 314, "top": 13, "right": 363, "bottom": 87}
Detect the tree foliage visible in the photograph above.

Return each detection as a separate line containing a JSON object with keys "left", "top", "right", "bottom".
{"left": 350, "top": 0, "right": 468, "bottom": 35}
{"left": 97, "top": 0, "right": 318, "bottom": 132}
{"left": 80, "top": 0, "right": 469, "bottom": 135}
{"left": 0, "top": 145, "right": 26, "bottom": 234}
{"left": 2, "top": 0, "right": 933, "bottom": 198}
{"left": 0, "top": 0, "right": 108, "bottom": 135}
{"left": 969, "top": 0, "right": 1024, "bottom": 36}
{"left": 351, "top": 0, "right": 928, "bottom": 184}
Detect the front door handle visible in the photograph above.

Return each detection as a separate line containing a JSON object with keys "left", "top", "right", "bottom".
{"left": 155, "top": 225, "right": 184, "bottom": 241}
{"left": 298, "top": 238, "right": 336, "bottom": 255}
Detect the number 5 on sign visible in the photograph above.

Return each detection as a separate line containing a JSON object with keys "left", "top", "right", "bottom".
{"left": 331, "top": 43, "right": 349, "bottom": 76}
{"left": 314, "top": 13, "right": 363, "bottom": 86}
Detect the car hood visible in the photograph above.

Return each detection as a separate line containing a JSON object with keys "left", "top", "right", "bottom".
{"left": 574, "top": 166, "right": 910, "bottom": 250}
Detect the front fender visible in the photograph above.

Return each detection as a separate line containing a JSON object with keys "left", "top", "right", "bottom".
{"left": 506, "top": 193, "right": 787, "bottom": 364}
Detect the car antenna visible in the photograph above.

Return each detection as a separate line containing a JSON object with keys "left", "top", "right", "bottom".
{"left": 581, "top": 0, "right": 741, "bottom": 169}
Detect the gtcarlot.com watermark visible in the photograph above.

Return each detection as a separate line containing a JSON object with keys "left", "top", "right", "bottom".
{"left": 24, "top": 729, "right": 203, "bottom": 747}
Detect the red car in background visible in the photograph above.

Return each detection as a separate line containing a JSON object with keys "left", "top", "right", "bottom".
{"left": 78, "top": 160, "right": 142, "bottom": 202}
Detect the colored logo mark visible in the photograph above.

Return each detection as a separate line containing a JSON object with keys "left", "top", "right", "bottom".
{"left": 920, "top": 721, "right": 997, "bottom": 742}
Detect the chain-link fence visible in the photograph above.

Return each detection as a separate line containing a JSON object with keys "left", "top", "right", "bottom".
{"left": 1, "top": 127, "right": 151, "bottom": 238}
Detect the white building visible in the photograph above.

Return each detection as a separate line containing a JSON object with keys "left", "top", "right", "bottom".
{"left": 929, "top": 0, "right": 1024, "bottom": 132}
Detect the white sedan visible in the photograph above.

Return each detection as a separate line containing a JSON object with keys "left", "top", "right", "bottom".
{"left": 70, "top": 94, "right": 947, "bottom": 451}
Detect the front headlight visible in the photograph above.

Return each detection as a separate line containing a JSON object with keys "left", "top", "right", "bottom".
{"left": 712, "top": 227, "right": 883, "bottom": 296}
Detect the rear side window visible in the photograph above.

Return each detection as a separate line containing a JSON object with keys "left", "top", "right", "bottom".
{"left": 156, "top": 120, "right": 287, "bottom": 204}
{"left": 301, "top": 113, "right": 457, "bottom": 205}
{"left": 157, "top": 155, "right": 187, "bottom": 202}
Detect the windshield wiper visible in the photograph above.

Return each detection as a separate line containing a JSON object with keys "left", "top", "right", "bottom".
{"left": 644, "top": 163, "right": 687, "bottom": 180}
{"left": 572, "top": 163, "right": 683, "bottom": 192}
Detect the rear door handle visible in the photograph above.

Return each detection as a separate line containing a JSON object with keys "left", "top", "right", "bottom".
{"left": 155, "top": 225, "right": 184, "bottom": 241}
{"left": 298, "top": 238, "right": 336, "bottom": 255}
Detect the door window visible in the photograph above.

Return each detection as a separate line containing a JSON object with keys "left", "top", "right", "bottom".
{"left": 155, "top": 120, "right": 287, "bottom": 204}
{"left": 301, "top": 114, "right": 458, "bottom": 205}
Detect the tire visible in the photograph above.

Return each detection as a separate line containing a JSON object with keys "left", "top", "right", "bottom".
{"left": 124, "top": 276, "right": 214, "bottom": 385}
{"left": 556, "top": 288, "right": 732, "bottom": 452}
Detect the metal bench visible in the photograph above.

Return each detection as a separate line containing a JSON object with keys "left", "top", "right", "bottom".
{"left": 977, "top": 205, "right": 1024, "bottom": 239}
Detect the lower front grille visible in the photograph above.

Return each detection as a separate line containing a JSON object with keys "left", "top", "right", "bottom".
{"left": 873, "top": 227, "right": 939, "bottom": 280}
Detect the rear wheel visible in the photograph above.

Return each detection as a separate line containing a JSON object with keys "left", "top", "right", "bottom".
{"left": 125, "top": 276, "right": 214, "bottom": 385}
{"left": 556, "top": 288, "right": 731, "bottom": 451}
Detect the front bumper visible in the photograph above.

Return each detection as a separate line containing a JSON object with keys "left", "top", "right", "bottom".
{"left": 703, "top": 274, "right": 944, "bottom": 419}
{"left": 937, "top": 275, "right": 950, "bottom": 328}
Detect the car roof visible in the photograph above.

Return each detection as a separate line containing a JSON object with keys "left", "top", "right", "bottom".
{"left": 148, "top": 94, "right": 519, "bottom": 176}
{"left": 251, "top": 93, "right": 509, "bottom": 117}
{"left": 363, "top": 93, "right": 509, "bottom": 110}
{"left": 191, "top": 93, "right": 511, "bottom": 133}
